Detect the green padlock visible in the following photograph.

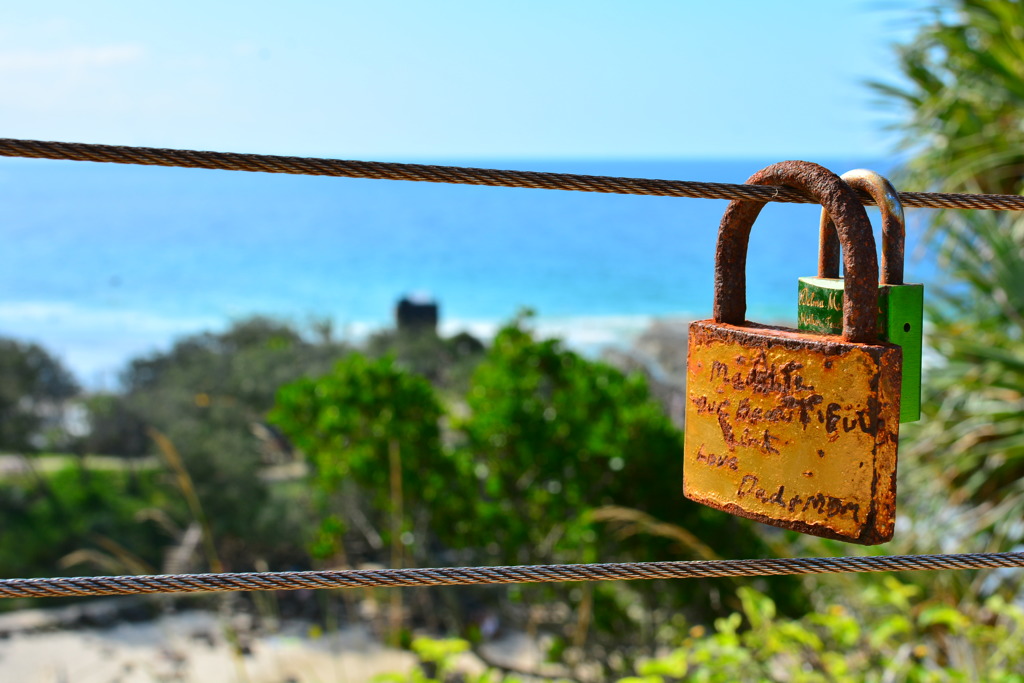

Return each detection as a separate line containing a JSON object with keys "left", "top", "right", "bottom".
{"left": 797, "top": 169, "right": 923, "bottom": 423}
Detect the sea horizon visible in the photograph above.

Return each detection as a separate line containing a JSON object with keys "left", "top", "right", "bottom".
{"left": 0, "top": 155, "right": 932, "bottom": 389}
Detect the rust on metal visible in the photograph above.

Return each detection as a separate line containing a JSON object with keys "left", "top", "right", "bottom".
{"left": 819, "top": 169, "right": 905, "bottom": 285}
{"left": 684, "top": 321, "right": 901, "bottom": 544}
{"left": 713, "top": 161, "right": 880, "bottom": 344}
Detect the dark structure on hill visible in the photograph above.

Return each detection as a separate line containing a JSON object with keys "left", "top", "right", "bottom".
{"left": 395, "top": 294, "right": 439, "bottom": 332}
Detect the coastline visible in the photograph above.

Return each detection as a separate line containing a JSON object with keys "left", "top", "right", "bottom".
{"left": 1, "top": 308, "right": 713, "bottom": 390}
{"left": 2, "top": 156, "right": 913, "bottom": 390}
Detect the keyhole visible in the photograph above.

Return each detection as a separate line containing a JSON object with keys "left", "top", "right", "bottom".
{"left": 903, "top": 323, "right": 911, "bottom": 332}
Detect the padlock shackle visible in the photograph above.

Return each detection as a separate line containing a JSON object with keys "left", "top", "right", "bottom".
{"left": 714, "top": 161, "right": 880, "bottom": 344}
{"left": 818, "top": 169, "right": 905, "bottom": 285}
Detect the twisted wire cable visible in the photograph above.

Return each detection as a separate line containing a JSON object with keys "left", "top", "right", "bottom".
{"left": 2, "top": 138, "right": 1022, "bottom": 211}
{"left": 2, "top": 552, "right": 1022, "bottom": 599}
{"left": 3, "top": 138, "right": 1022, "bottom": 600}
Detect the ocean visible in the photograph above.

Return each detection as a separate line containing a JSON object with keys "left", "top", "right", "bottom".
{"left": 0, "top": 156, "right": 934, "bottom": 388}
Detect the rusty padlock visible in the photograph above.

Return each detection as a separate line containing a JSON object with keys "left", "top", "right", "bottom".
{"left": 684, "top": 161, "right": 901, "bottom": 545}
{"left": 797, "top": 169, "right": 923, "bottom": 423}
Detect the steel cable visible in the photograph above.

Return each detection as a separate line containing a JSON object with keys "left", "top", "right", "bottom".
{"left": 3, "top": 138, "right": 1023, "bottom": 600}
{"left": 2, "top": 138, "right": 1023, "bottom": 211}
{"left": 2, "top": 552, "right": 1023, "bottom": 599}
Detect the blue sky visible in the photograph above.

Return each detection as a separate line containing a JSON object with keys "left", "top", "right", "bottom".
{"left": 0, "top": 1, "right": 930, "bottom": 160}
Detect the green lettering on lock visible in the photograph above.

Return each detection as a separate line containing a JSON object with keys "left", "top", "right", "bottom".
{"left": 797, "top": 276, "right": 922, "bottom": 423}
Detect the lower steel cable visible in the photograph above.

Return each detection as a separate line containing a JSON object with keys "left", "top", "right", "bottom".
{"left": 3, "top": 552, "right": 1023, "bottom": 599}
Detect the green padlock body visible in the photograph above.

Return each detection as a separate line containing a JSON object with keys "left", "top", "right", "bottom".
{"left": 797, "top": 276, "right": 923, "bottom": 423}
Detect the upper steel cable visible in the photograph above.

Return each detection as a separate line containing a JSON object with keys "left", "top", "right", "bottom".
{"left": 1, "top": 138, "right": 1023, "bottom": 211}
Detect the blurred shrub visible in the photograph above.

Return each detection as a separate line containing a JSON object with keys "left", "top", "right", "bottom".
{"left": 384, "top": 579, "right": 1024, "bottom": 682}
{"left": 0, "top": 464, "right": 176, "bottom": 589}
{"left": 365, "top": 327, "right": 486, "bottom": 395}
{"left": 0, "top": 337, "right": 79, "bottom": 452}
{"left": 270, "top": 353, "right": 453, "bottom": 565}
{"left": 86, "top": 316, "right": 351, "bottom": 569}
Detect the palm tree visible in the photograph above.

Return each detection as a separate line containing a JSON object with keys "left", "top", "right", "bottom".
{"left": 871, "top": 0, "right": 1024, "bottom": 562}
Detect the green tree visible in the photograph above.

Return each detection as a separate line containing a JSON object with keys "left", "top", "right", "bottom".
{"left": 271, "top": 353, "right": 455, "bottom": 643}
{"left": 79, "top": 392, "right": 149, "bottom": 458}
{"left": 270, "top": 353, "right": 454, "bottom": 564}
{"left": 96, "top": 316, "right": 350, "bottom": 570}
{"left": 449, "top": 317, "right": 696, "bottom": 566}
{"left": 0, "top": 338, "right": 79, "bottom": 452}
{"left": 365, "top": 327, "right": 486, "bottom": 396}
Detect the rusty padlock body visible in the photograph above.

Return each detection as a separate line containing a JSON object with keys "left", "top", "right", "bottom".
{"left": 684, "top": 161, "right": 902, "bottom": 545}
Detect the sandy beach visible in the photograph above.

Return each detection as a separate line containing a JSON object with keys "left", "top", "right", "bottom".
{"left": 0, "top": 600, "right": 558, "bottom": 683}
{"left": 0, "top": 608, "right": 416, "bottom": 682}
